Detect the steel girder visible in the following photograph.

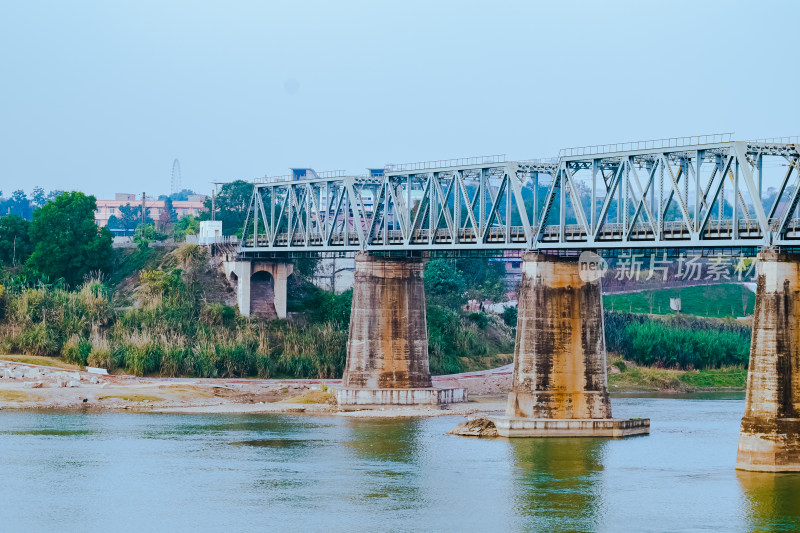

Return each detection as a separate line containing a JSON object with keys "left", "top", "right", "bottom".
{"left": 238, "top": 140, "right": 800, "bottom": 255}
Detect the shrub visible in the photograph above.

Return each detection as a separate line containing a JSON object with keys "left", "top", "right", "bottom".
{"left": 87, "top": 335, "right": 113, "bottom": 370}
{"left": 122, "top": 332, "right": 163, "bottom": 376}
{"left": 199, "top": 303, "right": 236, "bottom": 326}
{"left": 62, "top": 334, "right": 90, "bottom": 364}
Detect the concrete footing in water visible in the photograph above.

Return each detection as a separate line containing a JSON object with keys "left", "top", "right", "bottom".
{"left": 490, "top": 416, "right": 650, "bottom": 437}
{"left": 339, "top": 253, "right": 466, "bottom": 407}
{"left": 737, "top": 250, "right": 800, "bottom": 472}
{"left": 335, "top": 387, "right": 467, "bottom": 406}
{"left": 468, "top": 253, "right": 648, "bottom": 438}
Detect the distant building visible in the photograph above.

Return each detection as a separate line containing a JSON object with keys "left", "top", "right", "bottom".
{"left": 198, "top": 220, "right": 223, "bottom": 244}
{"left": 94, "top": 193, "right": 207, "bottom": 227}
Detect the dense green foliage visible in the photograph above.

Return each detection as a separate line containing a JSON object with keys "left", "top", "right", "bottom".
{"left": 604, "top": 311, "right": 751, "bottom": 369}
{"left": 424, "top": 257, "right": 514, "bottom": 374}
{"left": 0, "top": 247, "right": 348, "bottom": 378}
{"left": 26, "top": 192, "right": 114, "bottom": 286}
{"left": 133, "top": 224, "right": 168, "bottom": 251}
{"left": 106, "top": 203, "right": 146, "bottom": 234}
{"left": 173, "top": 215, "right": 200, "bottom": 239}
{"left": 0, "top": 215, "right": 32, "bottom": 267}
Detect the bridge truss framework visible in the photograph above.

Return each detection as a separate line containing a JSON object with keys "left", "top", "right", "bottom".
{"left": 238, "top": 135, "right": 800, "bottom": 256}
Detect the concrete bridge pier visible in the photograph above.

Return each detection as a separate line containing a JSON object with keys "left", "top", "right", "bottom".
{"left": 737, "top": 250, "right": 800, "bottom": 472}
{"left": 222, "top": 260, "right": 293, "bottom": 319}
{"left": 491, "top": 253, "right": 649, "bottom": 437}
{"left": 335, "top": 253, "right": 466, "bottom": 406}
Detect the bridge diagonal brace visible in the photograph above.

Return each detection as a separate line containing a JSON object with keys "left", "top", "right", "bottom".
{"left": 593, "top": 163, "right": 623, "bottom": 240}
{"left": 482, "top": 173, "right": 508, "bottom": 242}
{"left": 732, "top": 141, "right": 770, "bottom": 244}
{"left": 257, "top": 190, "right": 272, "bottom": 244}
{"left": 563, "top": 165, "right": 591, "bottom": 239}
{"left": 343, "top": 177, "right": 366, "bottom": 248}
{"left": 698, "top": 156, "right": 733, "bottom": 236}
{"left": 431, "top": 175, "right": 456, "bottom": 241}
{"left": 626, "top": 161, "right": 658, "bottom": 239}
{"left": 661, "top": 156, "right": 694, "bottom": 235}
{"left": 534, "top": 167, "right": 562, "bottom": 245}
{"left": 507, "top": 163, "right": 533, "bottom": 242}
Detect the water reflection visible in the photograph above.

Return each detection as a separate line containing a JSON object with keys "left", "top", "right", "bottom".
{"left": 2, "top": 400, "right": 800, "bottom": 531}
{"left": 738, "top": 472, "right": 800, "bottom": 531}
{"left": 509, "top": 438, "right": 607, "bottom": 531}
{"left": 342, "top": 418, "right": 425, "bottom": 512}
{"left": 344, "top": 418, "right": 421, "bottom": 463}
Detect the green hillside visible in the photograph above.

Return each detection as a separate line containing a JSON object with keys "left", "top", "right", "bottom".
{"left": 603, "top": 283, "right": 755, "bottom": 318}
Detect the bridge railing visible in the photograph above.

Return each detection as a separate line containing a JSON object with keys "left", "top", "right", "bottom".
{"left": 385, "top": 154, "right": 506, "bottom": 172}
{"left": 559, "top": 133, "right": 733, "bottom": 158}
{"left": 749, "top": 136, "right": 800, "bottom": 145}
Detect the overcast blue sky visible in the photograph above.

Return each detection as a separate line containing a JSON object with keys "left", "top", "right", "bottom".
{"left": 1, "top": 0, "right": 798, "bottom": 198}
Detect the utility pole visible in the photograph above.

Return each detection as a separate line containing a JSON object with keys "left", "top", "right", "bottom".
{"left": 210, "top": 182, "right": 221, "bottom": 221}
{"left": 141, "top": 192, "right": 146, "bottom": 226}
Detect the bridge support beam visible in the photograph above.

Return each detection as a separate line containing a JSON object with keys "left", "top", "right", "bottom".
{"left": 336, "top": 253, "right": 466, "bottom": 406}
{"left": 491, "top": 253, "right": 649, "bottom": 437}
{"left": 737, "top": 250, "right": 800, "bottom": 472}
{"left": 222, "top": 260, "right": 293, "bottom": 319}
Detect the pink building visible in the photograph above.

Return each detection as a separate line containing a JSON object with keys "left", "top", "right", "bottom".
{"left": 94, "top": 193, "right": 207, "bottom": 227}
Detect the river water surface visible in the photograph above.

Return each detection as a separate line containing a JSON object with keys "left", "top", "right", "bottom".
{"left": 2, "top": 394, "right": 800, "bottom": 532}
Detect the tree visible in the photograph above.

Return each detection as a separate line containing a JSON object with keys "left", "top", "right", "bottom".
{"left": 116, "top": 203, "right": 144, "bottom": 234}
{"left": 456, "top": 257, "right": 506, "bottom": 301}
{"left": 159, "top": 189, "right": 197, "bottom": 202}
{"left": 27, "top": 192, "right": 113, "bottom": 286}
{"left": 0, "top": 215, "right": 32, "bottom": 267}
{"left": 201, "top": 180, "right": 252, "bottom": 236}
{"left": 9, "top": 190, "right": 32, "bottom": 219}
{"left": 46, "top": 190, "right": 65, "bottom": 202}
{"left": 31, "top": 186, "right": 46, "bottom": 208}
{"left": 159, "top": 198, "right": 177, "bottom": 230}
{"left": 425, "top": 259, "right": 466, "bottom": 308}
{"left": 133, "top": 223, "right": 168, "bottom": 250}
{"left": 173, "top": 215, "right": 200, "bottom": 239}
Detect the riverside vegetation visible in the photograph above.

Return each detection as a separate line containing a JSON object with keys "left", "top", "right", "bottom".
{"left": 0, "top": 190, "right": 514, "bottom": 379}
{"left": 0, "top": 244, "right": 515, "bottom": 378}
{"left": 0, "top": 187, "right": 753, "bottom": 386}
{"left": 0, "top": 245, "right": 753, "bottom": 386}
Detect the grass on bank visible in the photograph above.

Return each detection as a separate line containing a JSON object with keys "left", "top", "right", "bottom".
{"left": 608, "top": 359, "right": 747, "bottom": 392}
{"left": 0, "top": 390, "right": 43, "bottom": 402}
{"left": 97, "top": 394, "right": 165, "bottom": 403}
{"left": 603, "top": 283, "right": 755, "bottom": 318}
{"left": 286, "top": 389, "right": 335, "bottom": 404}
{"left": 0, "top": 354, "right": 83, "bottom": 371}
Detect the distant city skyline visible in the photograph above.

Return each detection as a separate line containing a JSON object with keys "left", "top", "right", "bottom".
{"left": 2, "top": 0, "right": 798, "bottom": 198}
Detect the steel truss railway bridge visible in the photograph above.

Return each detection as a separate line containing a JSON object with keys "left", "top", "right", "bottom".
{"left": 237, "top": 134, "right": 800, "bottom": 257}
{"left": 223, "top": 134, "right": 800, "bottom": 469}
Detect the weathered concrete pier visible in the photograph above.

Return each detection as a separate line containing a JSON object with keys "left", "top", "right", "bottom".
{"left": 336, "top": 253, "right": 466, "bottom": 406}
{"left": 490, "top": 253, "right": 649, "bottom": 437}
{"left": 737, "top": 250, "right": 800, "bottom": 471}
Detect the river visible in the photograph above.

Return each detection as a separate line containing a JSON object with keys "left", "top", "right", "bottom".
{"left": 1, "top": 394, "right": 799, "bottom": 532}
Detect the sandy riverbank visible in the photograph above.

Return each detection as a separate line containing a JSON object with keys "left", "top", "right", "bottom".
{"left": 0, "top": 358, "right": 511, "bottom": 417}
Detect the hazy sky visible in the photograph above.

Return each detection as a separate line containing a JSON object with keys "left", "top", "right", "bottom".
{"left": 1, "top": 0, "right": 798, "bottom": 198}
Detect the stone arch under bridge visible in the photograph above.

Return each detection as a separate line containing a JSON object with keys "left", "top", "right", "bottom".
{"left": 250, "top": 270, "right": 276, "bottom": 317}
{"left": 221, "top": 260, "right": 293, "bottom": 319}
